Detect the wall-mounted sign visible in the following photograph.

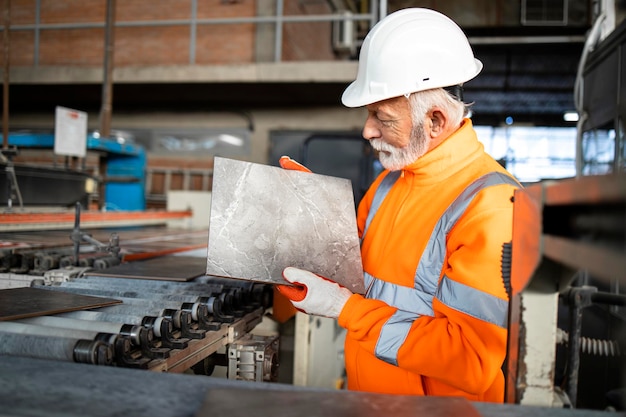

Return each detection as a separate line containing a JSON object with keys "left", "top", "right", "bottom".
{"left": 54, "top": 106, "right": 88, "bottom": 158}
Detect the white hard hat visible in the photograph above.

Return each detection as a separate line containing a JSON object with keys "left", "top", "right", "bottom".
{"left": 341, "top": 8, "right": 483, "bottom": 108}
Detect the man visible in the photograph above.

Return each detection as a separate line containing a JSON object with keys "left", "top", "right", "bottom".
{"left": 278, "top": 8, "right": 520, "bottom": 402}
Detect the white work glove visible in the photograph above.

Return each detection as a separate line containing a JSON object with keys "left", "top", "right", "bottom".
{"left": 277, "top": 267, "right": 352, "bottom": 319}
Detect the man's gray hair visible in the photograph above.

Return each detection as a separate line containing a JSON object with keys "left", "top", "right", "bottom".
{"left": 408, "top": 88, "right": 469, "bottom": 128}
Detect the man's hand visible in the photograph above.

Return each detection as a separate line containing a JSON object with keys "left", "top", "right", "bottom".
{"left": 279, "top": 156, "right": 312, "bottom": 173}
{"left": 277, "top": 267, "right": 352, "bottom": 319}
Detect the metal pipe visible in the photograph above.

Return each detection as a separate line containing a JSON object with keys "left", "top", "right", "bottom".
{"left": 379, "top": 0, "right": 387, "bottom": 19}
{"left": 2, "top": 0, "right": 9, "bottom": 150}
{"left": 370, "top": 0, "right": 378, "bottom": 27}
{"left": 18, "top": 315, "right": 125, "bottom": 335}
{"left": 5, "top": 13, "right": 375, "bottom": 31}
{"left": 273, "top": 0, "right": 284, "bottom": 62}
{"left": 99, "top": 0, "right": 115, "bottom": 139}
{"left": 567, "top": 290, "right": 583, "bottom": 407}
{"left": 72, "top": 202, "right": 81, "bottom": 266}
{"left": 34, "top": 0, "right": 39, "bottom": 66}
{"left": 0, "top": 331, "right": 111, "bottom": 365}
{"left": 590, "top": 290, "right": 626, "bottom": 306}
{"left": 17, "top": 316, "right": 158, "bottom": 360}
{"left": 0, "top": 321, "right": 109, "bottom": 341}
{"left": 58, "top": 310, "right": 149, "bottom": 326}
{"left": 189, "top": 0, "right": 197, "bottom": 64}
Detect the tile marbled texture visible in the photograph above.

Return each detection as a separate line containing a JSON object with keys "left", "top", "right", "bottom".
{"left": 206, "top": 157, "right": 364, "bottom": 294}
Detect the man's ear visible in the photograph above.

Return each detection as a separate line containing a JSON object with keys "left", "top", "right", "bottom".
{"left": 428, "top": 108, "right": 447, "bottom": 138}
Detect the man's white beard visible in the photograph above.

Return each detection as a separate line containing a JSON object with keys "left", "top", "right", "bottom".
{"left": 370, "top": 123, "right": 430, "bottom": 171}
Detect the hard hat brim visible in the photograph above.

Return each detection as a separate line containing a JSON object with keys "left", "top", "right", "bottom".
{"left": 341, "top": 58, "right": 483, "bottom": 108}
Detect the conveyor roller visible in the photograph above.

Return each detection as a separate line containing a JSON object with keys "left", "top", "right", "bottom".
{"left": 0, "top": 330, "right": 112, "bottom": 365}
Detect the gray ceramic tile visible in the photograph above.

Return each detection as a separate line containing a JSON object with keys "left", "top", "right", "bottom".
{"left": 206, "top": 157, "right": 364, "bottom": 294}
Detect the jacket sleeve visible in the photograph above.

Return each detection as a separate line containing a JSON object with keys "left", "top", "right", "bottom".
{"left": 339, "top": 184, "right": 514, "bottom": 395}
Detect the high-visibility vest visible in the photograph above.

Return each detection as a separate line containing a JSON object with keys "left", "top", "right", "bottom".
{"left": 362, "top": 170, "right": 520, "bottom": 366}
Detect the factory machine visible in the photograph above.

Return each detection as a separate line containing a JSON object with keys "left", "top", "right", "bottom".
{"left": 506, "top": 17, "right": 626, "bottom": 411}
{"left": 0, "top": 206, "right": 279, "bottom": 382}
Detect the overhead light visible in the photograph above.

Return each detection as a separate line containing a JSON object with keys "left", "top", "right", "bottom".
{"left": 218, "top": 134, "right": 244, "bottom": 146}
{"left": 563, "top": 111, "right": 579, "bottom": 122}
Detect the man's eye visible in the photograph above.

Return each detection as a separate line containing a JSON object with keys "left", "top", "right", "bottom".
{"left": 379, "top": 119, "right": 394, "bottom": 127}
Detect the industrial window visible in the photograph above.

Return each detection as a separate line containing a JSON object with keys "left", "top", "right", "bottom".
{"left": 475, "top": 125, "right": 578, "bottom": 183}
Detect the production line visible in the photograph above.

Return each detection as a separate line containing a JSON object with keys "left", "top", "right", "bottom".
{"left": 0, "top": 226, "right": 278, "bottom": 381}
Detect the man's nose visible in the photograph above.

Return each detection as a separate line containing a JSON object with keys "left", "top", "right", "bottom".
{"left": 362, "top": 116, "right": 380, "bottom": 141}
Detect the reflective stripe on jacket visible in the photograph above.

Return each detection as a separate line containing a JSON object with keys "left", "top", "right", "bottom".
{"left": 364, "top": 171, "right": 520, "bottom": 366}
{"left": 338, "top": 119, "right": 521, "bottom": 402}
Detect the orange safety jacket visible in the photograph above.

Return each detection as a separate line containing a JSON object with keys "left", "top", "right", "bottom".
{"left": 337, "top": 119, "right": 521, "bottom": 402}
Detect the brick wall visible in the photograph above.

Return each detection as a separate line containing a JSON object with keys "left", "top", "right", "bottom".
{"left": 0, "top": 0, "right": 272, "bottom": 67}
{"left": 39, "top": 28, "right": 105, "bottom": 66}
{"left": 116, "top": 26, "right": 191, "bottom": 66}
{"left": 17, "top": 0, "right": 106, "bottom": 66}
{"left": 4, "top": 0, "right": 37, "bottom": 24}
{"left": 281, "top": 0, "right": 336, "bottom": 61}
{"left": 6, "top": 30, "right": 35, "bottom": 66}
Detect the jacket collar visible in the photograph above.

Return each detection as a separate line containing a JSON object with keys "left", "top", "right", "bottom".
{"left": 398, "top": 118, "right": 483, "bottom": 184}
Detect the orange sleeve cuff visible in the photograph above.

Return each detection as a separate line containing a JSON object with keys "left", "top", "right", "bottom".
{"left": 338, "top": 293, "right": 364, "bottom": 328}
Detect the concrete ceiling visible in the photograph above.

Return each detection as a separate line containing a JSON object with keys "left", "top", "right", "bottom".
{"left": 4, "top": 36, "right": 586, "bottom": 128}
